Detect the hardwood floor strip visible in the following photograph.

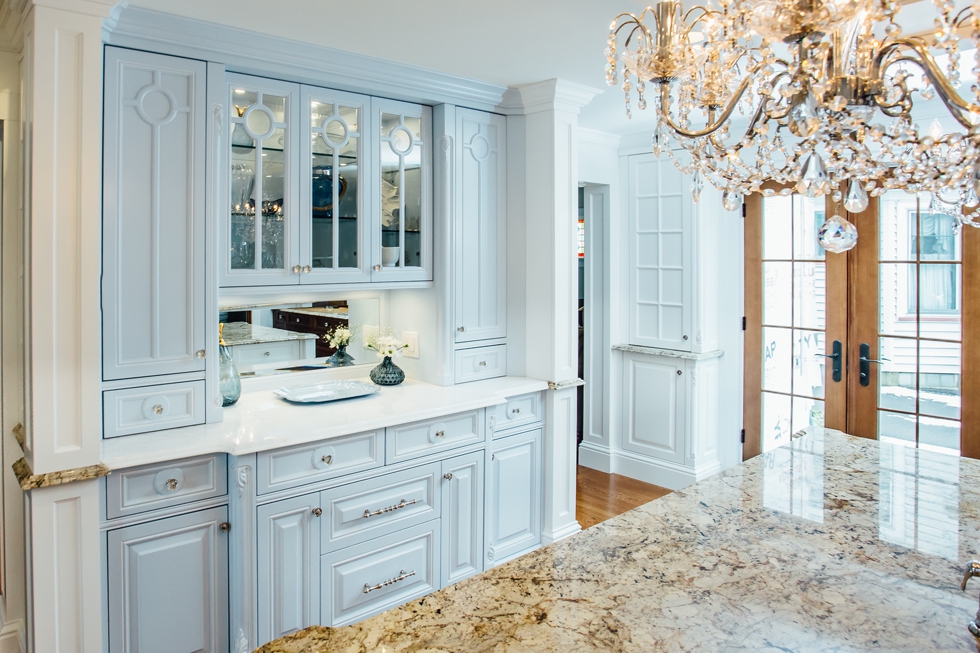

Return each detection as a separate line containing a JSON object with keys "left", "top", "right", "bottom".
{"left": 575, "top": 466, "right": 671, "bottom": 529}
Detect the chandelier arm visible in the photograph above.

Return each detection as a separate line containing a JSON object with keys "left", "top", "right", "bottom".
{"left": 658, "top": 76, "right": 754, "bottom": 139}
{"left": 612, "top": 12, "right": 655, "bottom": 45}
{"left": 874, "top": 40, "right": 980, "bottom": 128}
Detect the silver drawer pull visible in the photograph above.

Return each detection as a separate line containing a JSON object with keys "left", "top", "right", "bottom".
{"left": 363, "top": 498, "right": 417, "bottom": 519}
{"left": 166, "top": 478, "right": 179, "bottom": 491}
{"left": 152, "top": 404, "right": 165, "bottom": 415}
{"left": 322, "top": 454, "right": 333, "bottom": 465}
{"left": 435, "top": 430, "right": 445, "bottom": 438}
{"left": 363, "top": 569, "right": 416, "bottom": 594}
{"left": 457, "top": 326, "right": 465, "bottom": 332}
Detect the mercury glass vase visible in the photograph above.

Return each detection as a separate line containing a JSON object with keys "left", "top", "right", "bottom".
{"left": 369, "top": 356, "right": 404, "bottom": 386}
{"left": 325, "top": 344, "right": 355, "bottom": 367}
{"left": 219, "top": 344, "right": 242, "bottom": 406}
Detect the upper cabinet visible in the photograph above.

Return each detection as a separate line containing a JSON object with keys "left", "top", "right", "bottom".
{"left": 220, "top": 74, "right": 433, "bottom": 289}
{"left": 454, "top": 109, "right": 506, "bottom": 344}
{"left": 102, "top": 47, "right": 207, "bottom": 381}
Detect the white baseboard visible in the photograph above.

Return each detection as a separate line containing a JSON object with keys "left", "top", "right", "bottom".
{"left": 577, "top": 442, "right": 612, "bottom": 473}
{"left": 579, "top": 446, "right": 722, "bottom": 491}
{"left": 542, "top": 520, "right": 581, "bottom": 545}
{"left": 0, "top": 619, "right": 26, "bottom": 653}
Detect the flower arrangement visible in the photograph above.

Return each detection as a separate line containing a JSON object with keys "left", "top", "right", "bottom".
{"left": 323, "top": 324, "right": 355, "bottom": 349}
{"left": 364, "top": 329, "right": 409, "bottom": 359}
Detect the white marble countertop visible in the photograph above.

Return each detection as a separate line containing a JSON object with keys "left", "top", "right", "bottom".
{"left": 257, "top": 428, "right": 980, "bottom": 653}
{"left": 280, "top": 307, "right": 349, "bottom": 319}
{"left": 101, "top": 376, "right": 548, "bottom": 469}
{"left": 223, "top": 322, "right": 319, "bottom": 346}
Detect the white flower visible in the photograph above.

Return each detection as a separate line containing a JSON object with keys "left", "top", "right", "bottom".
{"left": 325, "top": 325, "right": 354, "bottom": 348}
{"left": 365, "top": 330, "right": 409, "bottom": 359}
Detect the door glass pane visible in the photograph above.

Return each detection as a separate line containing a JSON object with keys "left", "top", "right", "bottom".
{"left": 793, "top": 396, "right": 824, "bottom": 434}
{"left": 311, "top": 100, "right": 360, "bottom": 270}
{"left": 793, "top": 329, "right": 825, "bottom": 399}
{"left": 918, "top": 264, "right": 961, "bottom": 340}
{"left": 793, "top": 196, "right": 825, "bottom": 260}
{"left": 763, "top": 196, "right": 792, "bottom": 259}
{"left": 793, "top": 262, "right": 825, "bottom": 329}
{"left": 261, "top": 126, "right": 286, "bottom": 269}
{"left": 762, "top": 392, "right": 793, "bottom": 451}
{"left": 879, "top": 191, "right": 917, "bottom": 261}
{"left": 918, "top": 340, "right": 960, "bottom": 420}
{"left": 918, "top": 415, "right": 960, "bottom": 454}
{"left": 879, "top": 336, "right": 916, "bottom": 414}
{"left": 879, "top": 263, "right": 916, "bottom": 337}
{"left": 380, "top": 111, "right": 424, "bottom": 269}
{"left": 762, "top": 326, "right": 792, "bottom": 393}
{"left": 764, "top": 262, "right": 792, "bottom": 326}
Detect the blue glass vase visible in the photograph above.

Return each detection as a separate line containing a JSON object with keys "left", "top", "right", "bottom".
{"left": 369, "top": 356, "right": 404, "bottom": 386}
{"left": 325, "top": 344, "right": 355, "bottom": 367}
{"left": 219, "top": 344, "right": 242, "bottom": 406}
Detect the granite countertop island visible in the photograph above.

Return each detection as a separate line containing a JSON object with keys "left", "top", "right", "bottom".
{"left": 256, "top": 428, "right": 980, "bottom": 652}
{"left": 223, "top": 321, "right": 319, "bottom": 346}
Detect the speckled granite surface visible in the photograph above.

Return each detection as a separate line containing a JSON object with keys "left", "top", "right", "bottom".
{"left": 223, "top": 322, "right": 319, "bottom": 346}
{"left": 255, "top": 429, "right": 980, "bottom": 652}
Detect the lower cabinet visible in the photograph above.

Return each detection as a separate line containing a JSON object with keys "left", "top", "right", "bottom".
{"left": 441, "top": 450, "right": 484, "bottom": 585}
{"left": 487, "top": 428, "right": 542, "bottom": 565}
{"left": 257, "top": 494, "right": 321, "bottom": 644}
{"left": 106, "top": 506, "right": 229, "bottom": 653}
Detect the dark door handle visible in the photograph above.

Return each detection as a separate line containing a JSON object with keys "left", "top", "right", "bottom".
{"left": 859, "top": 342, "right": 890, "bottom": 386}
{"left": 820, "top": 340, "right": 843, "bottom": 382}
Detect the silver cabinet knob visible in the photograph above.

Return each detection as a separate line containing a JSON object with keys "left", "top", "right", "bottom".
{"left": 292, "top": 265, "right": 302, "bottom": 274}
{"left": 196, "top": 350, "right": 206, "bottom": 359}
{"left": 303, "top": 265, "right": 312, "bottom": 273}
{"left": 457, "top": 326, "right": 465, "bottom": 333}
{"left": 321, "top": 454, "right": 333, "bottom": 465}
{"left": 435, "top": 430, "right": 445, "bottom": 438}
{"left": 312, "top": 507, "right": 323, "bottom": 517}
{"left": 152, "top": 404, "right": 164, "bottom": 416}
{"left": 264, "top": 351, "right": 271, "bottom": 357}
{"left": 677, "top": 369, "right": 683, "bottom": 376}
{"left": 443, "top": 472, "right": 453, "bottom": 480}
{"left": 373, "top": 264, "right": 382, "bottom": 271}
{"left": 166, "top": 478, "right": 179, "bottom": 491}
{"left": 683, "top": 335, "right": 689, "bottom": 341}
{"left": 479, "top": 361, "right": 487, "bottom": 367}
{"left": 219, "top": 522, "right": 231, "bottom": 532}
{"left": 512, "top": 407, "right": 521, "bottom": 415}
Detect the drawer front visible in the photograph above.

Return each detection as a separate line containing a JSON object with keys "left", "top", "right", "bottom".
{"left": 320, "top": 462, "right": 440, "bottom": 553}
{"left": 386, "top": 410, "right": 484, "bottom": 464}
{"left": 320, "top": 521, "right": 440, "bottom": 626}
{"left": 103, "top": 380, "right": 206, "bottom": 438}
{"left": 491, "top": 392, "right": 543, "bottom": 437}
{"left": 106, "top": 454, "right": 227, "bottom": 519}
{"left": 454, "top": 345, "right": 506, "bottom": 384}
{"left": 256, "top": 430, "right": 383, "bottom": 495}
{"left": 232, "top": 340, "right": 303, "bottom": 368}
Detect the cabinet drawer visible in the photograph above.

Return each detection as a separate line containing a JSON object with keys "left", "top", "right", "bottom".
{"left": 106, "top": 454, "right": 227, "bottom": 519}
{"left": 454, "top": 345, "right": 506, "bottom": 383}
{"left": 231, "top": 340, "right": 305, "bottom": 368}
{"left": 320, "top": 521, "right": 440, "bottom": 627}
{"left": 103, "top": 380, "right": 206, "bottom": 438}
{"left": 319, "top": 462, "right": 440, "bottom": 553}
{"left": 386, "top": 410, "right": 484, "bottom": 464}
{"left": 256, "top": 431, "right": 383, "bottom": 495}
{"left": 490, "top": 392, "right": 543, "bottom": 437}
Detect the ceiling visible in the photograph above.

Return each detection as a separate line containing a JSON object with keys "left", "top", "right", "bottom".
{"left": 125, "top": 0, "right": 658, "bottom": 135}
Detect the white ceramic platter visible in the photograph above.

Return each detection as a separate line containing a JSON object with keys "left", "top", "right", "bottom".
{"left": 273, "top": 380, "right": 379, "bottom": 404}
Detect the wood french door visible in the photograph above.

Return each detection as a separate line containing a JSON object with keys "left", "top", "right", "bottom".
{"left": 744, "top": 188, "right": 980, "bottom": 459}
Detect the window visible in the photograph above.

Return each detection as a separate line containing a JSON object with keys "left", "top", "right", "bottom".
{"left": 908, "top": 211, "right": 958, "bottom": 314}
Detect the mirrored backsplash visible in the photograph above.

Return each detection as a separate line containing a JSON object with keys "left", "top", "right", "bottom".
{"left": 219, "top": 298, "right": 380, "bottom": 376}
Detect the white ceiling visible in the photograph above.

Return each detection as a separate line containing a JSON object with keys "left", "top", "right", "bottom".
{"left": 126, "top": 0, "right": 658, "bottom": 135}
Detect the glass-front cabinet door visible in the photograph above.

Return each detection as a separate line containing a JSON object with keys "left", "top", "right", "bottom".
{"left": 372, "top": 99, "right": 432, "bottom": 282}
{"left": 222, "top": 74, "right": 300, "bottom": 287}
{"left": 299, "top": 87, "right": 371, "bottom": 284}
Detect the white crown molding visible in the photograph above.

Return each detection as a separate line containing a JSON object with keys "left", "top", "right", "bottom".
{"left": 105, "top": 6, "right": 509, "bottom": 112}
{"left": 0, "top": 0, "right": 119, "bottom": 51}
{"left": 509, "top": 78, "right": 603, "bottom": 116}
{"left": 578, "top": 127, "right": 621, "bottom": 148}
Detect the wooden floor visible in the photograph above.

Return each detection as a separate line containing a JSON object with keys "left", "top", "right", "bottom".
{"left": 575, "top": 465, "right": 672, "bottom": 529}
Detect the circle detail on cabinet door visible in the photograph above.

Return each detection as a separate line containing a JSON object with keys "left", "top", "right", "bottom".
{"left": 242, "top": 104, "right": 277, "bottom": 141}
{"left": 141, "top": 395, "right": 171, "bottom": 420}
{"left": 134, "top": 84, "right": 178, "bottom": 127}
{"left": 389, "top": 124, "right": 415, "bottom": 157}
{"left": 312, "top": 446, "right": 336, "bottom": 471}
{"left": 319, "top": 116, "right": 351, "bottom": 149}
{"left": 152, "top": 468, "right": 184, "bottom": 495}
{"left": 468, "top": 133, "right": 491, "bottom": 162}
{"left": 427, "top": 422, "right": 448, "bottom": 444}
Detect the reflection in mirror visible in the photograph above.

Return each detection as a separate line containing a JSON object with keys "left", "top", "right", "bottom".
{"left": 380, "top": 112, "right": 423, "bottom": 268}
{"left": 219, "top": 297, "right": 380, "bottom": 376}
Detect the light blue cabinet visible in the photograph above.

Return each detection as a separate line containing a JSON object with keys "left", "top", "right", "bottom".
{"left": 441, "top": 450, "right": 485, "bottom": 585}
{"left": 487, "top": 428, "right": 542, "bottom": 565}
{"left": 106, "top": 506, "right": 229, "bottom": 653}
{"left": 256, "top": 494, "right": 321, "bottom": 644}
{"left": 102, "top": 47, "right": 207, "bottom": 381}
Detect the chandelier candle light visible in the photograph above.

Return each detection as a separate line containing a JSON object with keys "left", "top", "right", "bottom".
{"left": 607, "top": 0, "right": 980, "bottom": 250}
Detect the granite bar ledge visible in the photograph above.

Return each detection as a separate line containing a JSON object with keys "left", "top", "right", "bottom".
{"left": 256, "top": 428, "right": 980, "bottom": 653}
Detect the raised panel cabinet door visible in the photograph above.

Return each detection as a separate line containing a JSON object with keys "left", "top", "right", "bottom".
{"left": 627, "top": 153, "right": 693, "bottom": 351}
{"left": 441, "top": 450, "right": 484, "bottom": 585}
{"left": 107, "top": 506, "right": 229, "bottom": 653}
{"left": 620, "top": 353, "right": 688, "bottom": 464}
{"left": 487, "top": 428, "right": 542, "bottom": 565}
{"left": 454, "top": 109, "right": 507, "bottom": 342}
{"left": 256, "top": 494, "right": 321, "bottom": 645}
{"left": 102, "top": 47, "right": 207, "bottom": 380}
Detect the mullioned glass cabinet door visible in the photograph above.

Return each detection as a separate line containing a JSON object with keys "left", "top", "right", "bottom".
{"left": 221, "top": 73, "right": 301, "bottom": 287}
{"left": 299, "top": 87, "right": 372, "bottom": 284}
{"left": 371, "top": 98, "right": 433, "bottom": 283}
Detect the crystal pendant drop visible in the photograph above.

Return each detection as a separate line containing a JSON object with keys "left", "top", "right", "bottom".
{"left": 652, "top": 121, "right": 667, "bottom": 158}
{"left": 966, "top": 187, "right": 980, "bottom": 208}
{"left": 691, "top": 170, "right": 704, "bottom": 203}
{"left": 787, "top": 92, "right": 819, "bottom": 138}
{"left": 722, "top": 189, "right": 741, "bottom": 211}
{"left": 843, "top": 179, "right": 869, "bottom": 213}
{"left": 972, "top": 160, "right": 980, "bottom": 195}
{"left": 797, "top": 152, "right": 829, "bottom": 198}
{"left": 818, "top": 215, "right": 858, "bottom": 253}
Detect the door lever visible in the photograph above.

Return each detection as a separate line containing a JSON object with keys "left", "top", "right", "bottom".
{"left": 859, "top": 343, "right": 890, "bottom": 386}
{"left": 819, "top": 340, "right": 843, "bottom": 383}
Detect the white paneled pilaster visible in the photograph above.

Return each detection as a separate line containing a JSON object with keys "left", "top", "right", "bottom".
{"left": 508, "top": 79, "right": 599, "bottom": 543}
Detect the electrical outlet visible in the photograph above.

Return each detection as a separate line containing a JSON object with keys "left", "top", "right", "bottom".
{"left": 403, "top": 331, "right": 419, "bottom": 358}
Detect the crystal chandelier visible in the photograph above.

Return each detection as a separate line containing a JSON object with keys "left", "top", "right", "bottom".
{"left": 606, "top": 0, "right": 980, "bottom": 245}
